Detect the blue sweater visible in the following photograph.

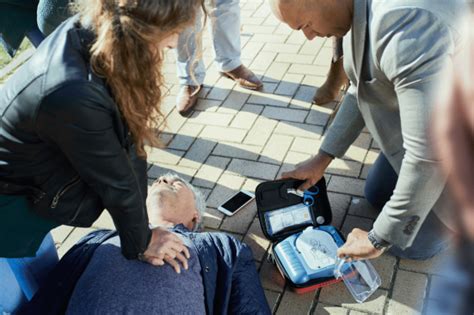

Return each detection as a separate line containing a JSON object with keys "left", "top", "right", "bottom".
{"left": 18, "top": 226, "right": 271, "bottom": 315}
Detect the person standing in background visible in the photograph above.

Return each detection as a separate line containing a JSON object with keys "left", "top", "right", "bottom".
{"left": 175, "top": 0, "right": 263, "bottom": 116}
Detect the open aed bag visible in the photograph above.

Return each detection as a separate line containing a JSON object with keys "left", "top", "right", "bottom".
{"left": 255, "top": 177, "right": 345, "bottom": 294}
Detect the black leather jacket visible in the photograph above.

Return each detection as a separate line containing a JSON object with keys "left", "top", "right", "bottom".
{"left": 0, "top": 17, "right": 151, "bottom": 259}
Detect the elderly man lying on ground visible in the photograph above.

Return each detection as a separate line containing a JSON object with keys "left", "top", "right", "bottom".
{"left": 18, "top": 173, "right": 271, "bottom": 315}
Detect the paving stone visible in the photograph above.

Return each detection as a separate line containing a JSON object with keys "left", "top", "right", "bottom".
{"left": 259, "top": 259, "right": 286, "bottom": 292}
{"left": 264, "top": 290, "right": 281, "bottom": 313}
{"left": 343, "top": 133, "right": 373, "bottom": 162}
{"left": 274, "top": 121, "right": 323, "bottom": 139}
{"left": 313, "top": 303, "right": 349, "bottom": 315}
{"left": 213, "top": 142, "right": 262, "bottom": 160}
{"left": 227, "top": 159, "right": 280, "bottom": 181}
{"left": 206, "top": 85, "right": 232, "bottom": 102}
{"left": 303, "top": 75, "right": 328, "bottom": 87}
{"left": 289, "top": 64, "right": 328, "bottom": 76}
{"left": 220, "top": 200, "right": 257, "bottom": 234}
{"left": 387, "top": 270, "right": 428, "bottom": 315}
{"left": 241, "top": 16, "right": 265, "bottom": 26}
{"left": 273, "top": 22, "right": 292, "bottom": 35}
{"left": 251, "top": 34, "right": 288, "bottom": 44}
{"left": 371, "top": 254, "right": 397, "bottom": 290}
{"left": 242, "top": 177, "right": 263, "bottom": 193}
{"left": 318, "top": 283, "right": 388, "bottom": 314}
{"left": 92, "top": 210, "right": 115, "bottom": 229}
{"left": 219, "top": 90, "right": 250, "bottom": 113}
{"left": 51, "top": 225, "right": 74, "bottom": 245}
{"left": 243, "top": 218, "right": 270, "bottom": 262}
{"left": 230, "top": 104, "right": 263, "bottom": 129}
{"left": 299, "top": 37, "right": 325, "bottom": 55}
{"left": 286, "top": 30, "right": 307, "bottom": 45}
{"left": 192, "top": 156, "right": 229, "bottom": 188}
{"left": 264, "top": 62, "right": 290, "bottom": 82}
{"left": 147, "top": 164, "right": 197, "bottom": 183}
{"left": 243, "top": 24, "right": 276, "bottom": 34}
{"left": 168, "top": 123, "right": 203, "bottom": 151}
{"left": 283, "top": 151, "right": 312, "bottom": 165}
{"left": 290, "top": 137, "right": 322, "bottom": 154}
{"left": 146, "top": 147, "right": 184, "bottom": 165}
{"left": 327, "top": 159, "right": 363, "bottom": 178}
{"left": 189, "top": 111, "right": 233, "bottom": 126}
{"left": 248, "top": 92, "right": 291, "bottom": 107}
{"left": 194, "top": 99, "right": 222, "bottom": 112}
{"left": 328, "top": 176, "right": 365, "bottom": 197}
{"left": 398, "top": 247, "right": 452, "bottom": 276}
{"left": 163, "top": 109, "right": 186, "bottom": 133}
{"left": 328, "top": 192, "right": 351, "bottom": 229}
{"left": 360, "top": 150, "right": 379, "bottom": 179}
{"left": 314, "top": 47, "right": 334, "bottom": 66}
{"left": 58, "top": 227, "right": 97, "bottom": 257}
{"left": 276, "top": 53, "right": 315, "bottom": 64}
{"left": 179, "top": 138, "right": 216, "bottom": 168}
{"left": 206, "top": 173, "right": 246, "bottom": 208}
{"left": 341, "top": 215, "right": 374, "bottom": 236}
{"left": 306, "top": 105, "right": 333, "bottom": 126}
{"left": 250, "top": 51, "right": 277, "bottom": 72}
{"left": 347, "top": 198, "right": 379, "bottom": 219}
{"left": 260, "top": 134, "right": 294, "bottom": 164}
{"left": 244, "top": 117, "right": 278, "bottom": 146}
{"left": 203, "top": 207, "right": 224, "bottom": 229}
{"left": 275, "top": 73, "right": 304, "bottom": 96}
{"left": 276, "top": 289, "right": 316, "bottom": 315}
{"left": 200, "top": 125, "right": 247, "bottom": 143}
{"left": 197, "top": 187, "right": 212, "bottom": 201}
{"left": 263, "top": 43, "right": 301, "bottom": 54}
{"left": 262, "top": 106, "right": 309, "bottom": 123}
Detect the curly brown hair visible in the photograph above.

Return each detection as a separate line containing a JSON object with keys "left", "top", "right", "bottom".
{"left": 75, "top": 0, "right": 203, "bottom": 157}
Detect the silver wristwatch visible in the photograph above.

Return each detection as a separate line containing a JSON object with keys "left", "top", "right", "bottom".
{"left": 368, "top": 229, "right": 392, "bottom": 251}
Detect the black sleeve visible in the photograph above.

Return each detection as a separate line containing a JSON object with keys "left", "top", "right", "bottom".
{"left": 36, "top": 82, "right": 151, "bottom": 259}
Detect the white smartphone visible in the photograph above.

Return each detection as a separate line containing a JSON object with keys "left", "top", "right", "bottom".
{"left": 217, "top": 190, "right": 255, "bottom": 216}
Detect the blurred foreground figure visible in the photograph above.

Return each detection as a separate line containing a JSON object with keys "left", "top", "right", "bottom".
{"left": 429, "top": 13, "right": 474, "bottom": 315}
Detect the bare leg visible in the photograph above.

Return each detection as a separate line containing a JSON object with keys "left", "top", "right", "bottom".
{"left": 313, "top": 37, "right": 349, "bottom": 105}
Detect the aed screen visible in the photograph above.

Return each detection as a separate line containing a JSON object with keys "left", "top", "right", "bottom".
{"left": 221, "top": 192, "right": 253, "bottom": 213}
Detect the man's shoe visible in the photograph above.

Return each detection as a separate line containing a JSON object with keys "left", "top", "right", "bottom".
{"left": 220, "top": 65, "right": 263, "bottom": 90}
{"left": 176, "top": 85, "right": 202, "bottom": 116}
{"left": 313, "top": 58, "right": 349, "bottom": 105}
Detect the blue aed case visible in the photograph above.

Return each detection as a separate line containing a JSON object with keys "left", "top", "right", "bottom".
{"left": 256, "top": 178, "right": 345, "bottom": 293}
{"left": 273, "top": 226, "right": 345, "bottom": 284}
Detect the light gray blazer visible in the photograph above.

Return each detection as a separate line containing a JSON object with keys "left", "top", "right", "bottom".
{"left": 320, "top": 0, "right": 468, "bottom": 248}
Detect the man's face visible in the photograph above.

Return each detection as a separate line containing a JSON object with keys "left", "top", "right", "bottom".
{"left": 272, "top": 0, "right": 352, "bottom": 40}
{"left": 148, "top": 175, "right": 198, "bottom": 230}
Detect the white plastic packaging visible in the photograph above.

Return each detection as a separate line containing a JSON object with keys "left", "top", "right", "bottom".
{"left": 333, "top": 257, "right": 381, "bottom": 303}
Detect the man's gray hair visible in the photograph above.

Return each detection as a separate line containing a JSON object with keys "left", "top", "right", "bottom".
{"left": 159, "top": 173, "right": 206, "bottom": 231}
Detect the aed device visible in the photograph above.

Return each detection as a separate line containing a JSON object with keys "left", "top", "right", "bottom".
{"left": 256, "top": 177, "right": 345, "bottom": 293}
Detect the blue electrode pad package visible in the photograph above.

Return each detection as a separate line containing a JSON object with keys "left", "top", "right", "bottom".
{"left": 273, "top": 225, "right": 345, "bottom": 284}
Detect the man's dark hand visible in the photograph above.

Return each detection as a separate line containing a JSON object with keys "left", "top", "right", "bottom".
{"left": 337, "top": 228, "right": 384, "bottom": 261}
{"left": 281, "top": 151, "right": 334, "bottom": 191}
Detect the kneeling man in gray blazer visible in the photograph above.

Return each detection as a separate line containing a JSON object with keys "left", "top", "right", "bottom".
{"left": 270, "top": 0, "right": 468, "bottom": 260}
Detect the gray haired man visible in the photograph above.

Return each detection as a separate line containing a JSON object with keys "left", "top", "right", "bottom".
{"left": 66, "top": 173, "right": 271, "bottom": 314}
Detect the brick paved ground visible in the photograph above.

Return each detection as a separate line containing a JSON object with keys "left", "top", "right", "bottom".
{"left": 0, "top": 1, "right": 451, "bottom": 314}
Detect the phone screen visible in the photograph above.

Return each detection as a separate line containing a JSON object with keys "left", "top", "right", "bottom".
{"left": 221, "top": 192, "right": 253, "bottom": 213}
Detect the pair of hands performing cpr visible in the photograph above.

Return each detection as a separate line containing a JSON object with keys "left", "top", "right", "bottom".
{"left": 140, "top": 227, "right": 190, "bottom": 273}
{"left": 280, "top": 152, "right": 384, "bottom": 261}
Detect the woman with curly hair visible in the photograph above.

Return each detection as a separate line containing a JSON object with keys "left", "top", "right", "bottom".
{"left": 0, "top": 1, "right": 203, "bottom": 311}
